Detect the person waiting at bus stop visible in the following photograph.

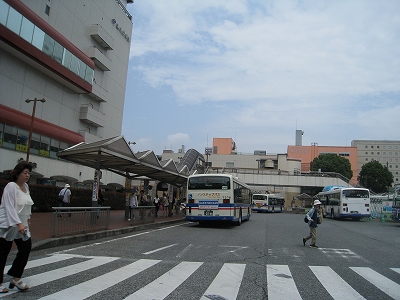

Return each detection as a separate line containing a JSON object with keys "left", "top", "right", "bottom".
{"left": 302, "top": 199, "right": 322, "bottom": 248}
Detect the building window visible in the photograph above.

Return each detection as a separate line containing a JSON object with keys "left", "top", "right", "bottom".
{"left": 0, "top": 121, "right": 71, "bottom": 160}
{"left": 30, "top": 133, "right": 41, "bottom": 155}
{"left": 371, "top": 145, "right": 374, "bottom": 148}
{"left": 16, "top": 128, "right": 29, "bottom": 153}
{"left": 365, "top": 158, "right": 368, "bottom": 161}
{"left": 226, "top": 162, "right": 234, "bottom": 168}
{"left": 377, "top": 145, "right": 380, "bottom": 149}
{"left": 45, "top": 5, "right": 50, "bottom": 16}
{"left": 371, "top": 152, "right": 374, "bottom": 155}
{"left": 377, "top": 152, "right": 380, "bottom": 155}
{"left": 1, "top": 2, "right": 94, "bottom": 85}
{"left": 365, "top": 152, "right": 368, "bottom": 155}
{"left": 50, "top": 139, "right": 60, "bottom": 159}
{"left": 40, "top": 135, "right": 50, "bottom": 157}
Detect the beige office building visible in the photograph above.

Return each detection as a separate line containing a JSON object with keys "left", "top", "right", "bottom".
{"left": 351, "top": 140, "right": 400, "bottom": 185}
{"left": 0, "top": 0, "right": 133, "bottom": 188}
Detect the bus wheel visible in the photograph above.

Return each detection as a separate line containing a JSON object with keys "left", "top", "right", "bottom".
{"left": 236, "top": 209, "right": 242, "bottom": 226}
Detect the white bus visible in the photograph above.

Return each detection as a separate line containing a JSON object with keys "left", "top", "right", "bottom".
{"left": 317, "top": 187, "right": 370, "bottom": 220}
{"left": 252, "top": 194, "right": 284, "bottom": 213}
{"left": 185, "top": 174, "right": 252, "bottom": 225}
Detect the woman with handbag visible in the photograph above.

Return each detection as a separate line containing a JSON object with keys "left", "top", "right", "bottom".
{"left": 0, "top": 161, "right": 34, "bottom": 292}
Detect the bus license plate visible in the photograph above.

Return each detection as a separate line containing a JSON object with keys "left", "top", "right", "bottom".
{"left": 204, "top": 210, "right": 213, "bottom": 216}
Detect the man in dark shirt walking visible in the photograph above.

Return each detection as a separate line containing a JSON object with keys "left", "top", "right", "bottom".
{"left": 302, "top": 199, "right": 322, "bottom": 248}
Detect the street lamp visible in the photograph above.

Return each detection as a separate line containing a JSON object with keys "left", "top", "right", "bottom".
{"left": 25, "top": 98, "right": 46, "bottom": 162}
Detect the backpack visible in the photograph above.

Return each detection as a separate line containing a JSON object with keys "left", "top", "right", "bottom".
{"left": 304, "top": 215, "right": 308, "bottom": 223}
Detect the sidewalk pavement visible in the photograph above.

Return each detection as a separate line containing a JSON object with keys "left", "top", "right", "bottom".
{"left": 28, "top": 209, "right": 186, "bottom": 251}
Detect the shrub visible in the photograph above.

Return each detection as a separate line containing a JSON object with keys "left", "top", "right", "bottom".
{"left": 0, "top": 178, "right": 126, "bottom": 211}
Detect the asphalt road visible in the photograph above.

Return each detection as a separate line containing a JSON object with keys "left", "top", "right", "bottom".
{"left": 3, "top": 213, "right": 400, "bottom": 299}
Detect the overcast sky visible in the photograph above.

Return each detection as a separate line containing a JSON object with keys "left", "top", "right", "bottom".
{"left": 122, "top": 0, "right": 400, "bottom": 155}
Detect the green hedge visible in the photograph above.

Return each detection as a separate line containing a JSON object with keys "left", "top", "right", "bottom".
{"left": 0, "top": 178, "right": 126, "bottom": 212}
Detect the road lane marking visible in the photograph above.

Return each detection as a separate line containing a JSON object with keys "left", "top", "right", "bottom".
{"left": 267, "top": 264, "right": 302, "bottom": 300}
{"left": 310, "top": 266, "right": 365, "bottom": 299}
{"left": 351, "top": 267, "right": 400, "bottom": 300}
{"left": 126, "top": 261, "right": 203, "bottom": 299}
{"left": 142, "top": 243, "right": 178, "bottom": 255}
{"left": 38, "top": 259, "right": 160, "bottom": 300}
{"left": 201, "top": 263, "right": 246, "bottom": 300}
{"left": 55, "top": 223, "right": 187, "bottom": 253}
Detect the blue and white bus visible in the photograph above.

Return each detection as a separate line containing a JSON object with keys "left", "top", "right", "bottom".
{"left": 317, "top": 187, "right": 370, "bottom": 220}
{"left": 185, "top": 174, "right": 252, "bottom": 225}
{"left": 252, "top": 194, "right": 284, "bottom": 213}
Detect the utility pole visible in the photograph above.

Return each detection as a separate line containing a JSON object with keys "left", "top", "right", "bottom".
{"left": 25, "top": 98, "right": 46, "bottom": 162}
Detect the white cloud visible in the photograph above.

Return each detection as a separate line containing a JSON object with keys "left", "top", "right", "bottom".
{"left": 125, "top": 0, "right": 400, "bottom": 154}
{"left": 166, "top": 133, "right": 190, "bottom": 150}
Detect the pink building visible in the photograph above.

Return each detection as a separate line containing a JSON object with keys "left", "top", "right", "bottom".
{"left": 287, "top": 145, "right": 358, "bottom": 183}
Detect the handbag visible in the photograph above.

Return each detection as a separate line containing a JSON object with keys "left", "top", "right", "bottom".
{"left": 317, "top": 208, "right": 323, "bottom": 224}
{"left": 58, "top": 189, "right": 66, "bottom": 202}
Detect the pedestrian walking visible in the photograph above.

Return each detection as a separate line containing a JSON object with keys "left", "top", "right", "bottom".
{"left": 139, "top": 190, "right": 147, "bottom": 206}
{"left": 302, "top": 199, "right": 322, "bottom": 248}
{"left": 128, "top": 193, "right": 138, "bottom": 221}
{"left": 162, "top": 193, "right": 168, "bottom": 217}
{"left": 97, "top": 190, "right": 105, "bottom": 219}
{"left": 0, "top": 161, "right": 34, "bottom": 292}
{"left": 58, "top": 184, "right": 71, "bottom": 217}
{"left": 153, "top": 196, "right": 160, "bottom": 217}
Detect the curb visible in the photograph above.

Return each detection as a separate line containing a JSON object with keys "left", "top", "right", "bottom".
{"left": 32, "top": 218, "right": 187, "bottom": 251}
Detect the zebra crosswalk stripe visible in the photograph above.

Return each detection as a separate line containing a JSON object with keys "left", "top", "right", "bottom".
{"left": 267, "top": 264, "right": 302, "bottom": 300}
{"left": 126, "top": 261, "right": 203, "bottom": 300}
{"left": 391, "top": 268, "right": 400, "bottom": 275}
{"left": 309, "top": 266, "right": 365, "bottom": 300}
{"left": 350, "top": 267, "right": 400, "bottom": 300}
{"left": 201, "top": 263, "right": 246, "bottom": 300}
{"left": 4, "top": 253, "right": 79, "bottom": 273}
{"left": 1, "top": 256, "right": 119, "bottom": 298}
{"left": 39, "top": 259, "right": 161, "bottom": 300}
{"left": 2, "top": 254, "right": 400, "bottom": 300}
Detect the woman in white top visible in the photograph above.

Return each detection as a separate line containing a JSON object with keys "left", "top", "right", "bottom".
{"left": 0, "top": 162, "right": 34, "bottom": 293}
{"left": 128, "top": 192, "right": 138, "bottom": 221}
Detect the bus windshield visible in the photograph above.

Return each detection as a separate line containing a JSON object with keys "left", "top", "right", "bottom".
{"left": 188, "top": 176, "right": 231, "bottom": 190}
{"left": 342, "top": 189, "right": 369, "bottom": 198}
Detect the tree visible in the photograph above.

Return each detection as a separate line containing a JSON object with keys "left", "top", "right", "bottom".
{"left": 358, "top": 160, "right": 393, "bottom": 193}
{"left": 310, "top": 153, "right": 353, "bottom": 181}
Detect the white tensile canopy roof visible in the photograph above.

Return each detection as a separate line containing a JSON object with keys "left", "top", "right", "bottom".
{"left": 57, "top": 136, "right": 190, "bottom": 187}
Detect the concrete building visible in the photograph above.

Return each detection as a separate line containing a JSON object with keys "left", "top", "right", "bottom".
{"left": 287, "top": 144, "right": 358, "bottom": 184}
{"left": 351, "top": 140, "right": 400, "bottom": 185}
{"left": 0, "top": 0, "right": 133, "bottom": 188}
{"left": 212, "top": 137, "right": 237, "bottom": 155}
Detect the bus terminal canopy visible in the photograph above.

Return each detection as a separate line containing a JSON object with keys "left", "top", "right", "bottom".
{"left": 57, "top": 136, "right": 190, "bottom": 187}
